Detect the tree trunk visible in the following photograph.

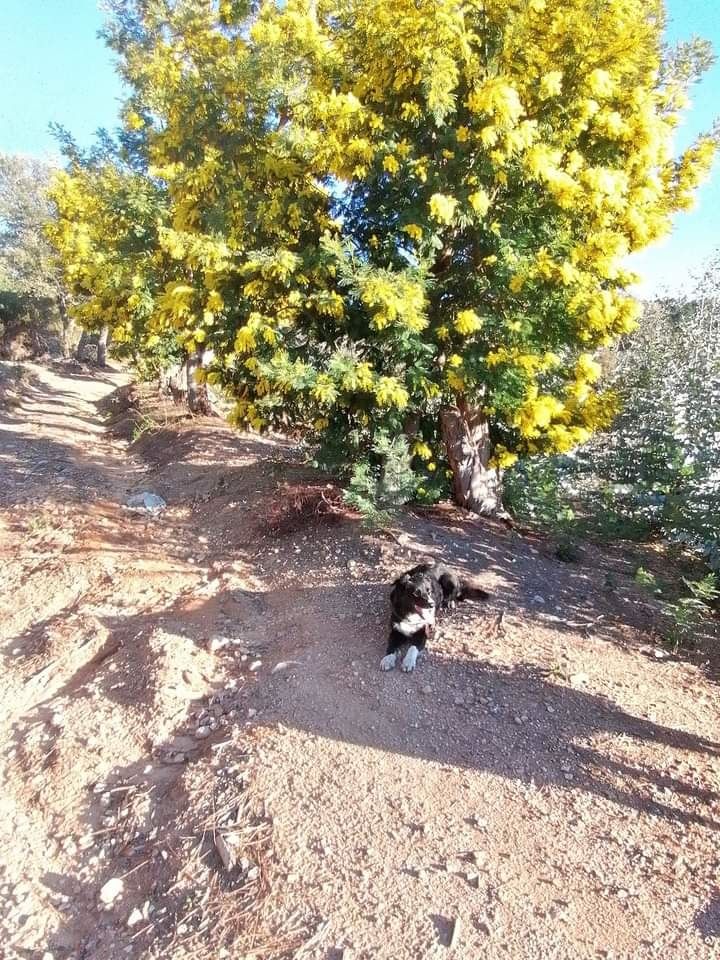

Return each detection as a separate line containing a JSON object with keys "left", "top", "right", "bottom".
{"left": 96, "top": 325, "right": 109, "bottom": 367}
{"left": 160, "top": 360, "right": 188, "bottom": 405}
{"left": 57, "top": 295, "right": 74, "bottom": 358}
{"left": 440, "top": 401, "right": 503, "bottom": 515}
{"left": 185, "top": 345, "right": 212, "bottom": 415}
{"left": 75, "top": 329, "right": 90, "bottom": 361}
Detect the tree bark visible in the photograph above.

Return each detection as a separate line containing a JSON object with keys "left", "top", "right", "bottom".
{"left": 57, "top": 294, "right": 74, "bottom": 358}
{"left": 440, "top": 401, "right": 503, "bottom": 515}
{"left": 75, "top": 329, "right": 90, "bottom": 361}
{"left": 185, "top": 345, "right": 212, "bottom": 415}
{"left": 96, "top": 325, "right": 109, "bottom": 367}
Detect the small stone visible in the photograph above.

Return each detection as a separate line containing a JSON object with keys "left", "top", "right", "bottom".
{"left": 208, "top": 637, "right": 230, "bottom": 653}
{"left": 421, "top": 685, "right": 432, "bottom": 695}
{"left": 272, "top": 660, "right": 299, "bottom": 674}
{"left": 195, "top": 725, "right": 211, "bottom": 739}
{"left": 249, "top": 660, "right": 262, "bottom": 672}
{"left": 247, "top": 708, "right": 257, "bottom": 718}
{"left": 454, "top": 696, "right": 465, "bottom": 707}
{"left": 616, "top": 888, "right": 629, "bottom": 900}
{"left": 99, "top": 877, "right": 124, "bottom": 906}
{"left": 215, "top": 832, "right": 239, "bottom": 872}
{"left": 514, "top": 716, "right": 523, "bottom": 725}
{"left": 127, "top": 907, "right": 144, "bottom": 927}
{"left": 546, "top": 705, "right": 555, "bottom": 714}
{"left": 126, "top": 492, "right": 166, "bottom": 513}
{"left": 533, "top": 595, "right": 546, "bottom": 605}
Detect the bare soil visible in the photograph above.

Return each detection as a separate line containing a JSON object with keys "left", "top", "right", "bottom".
{"left": 1, "top": 361, "right": 719, "bottom": 960}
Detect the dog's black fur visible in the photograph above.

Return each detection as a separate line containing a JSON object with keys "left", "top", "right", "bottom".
{"left": 381, "top": 562, "right": 490, "bottom": 671}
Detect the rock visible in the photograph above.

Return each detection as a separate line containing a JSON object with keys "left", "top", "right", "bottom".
{"left": 454, "top": 695, "right": 465, "bottom": 707}
{"left": 449, "top": 917, "right": 461, "bottom": 949}
{"left": 532, "top": 595, "right": 546, "bottom": 604}
{"left": 249, "top": 660, "right": 262, "bottom": 672}
{"left": 126, "top": 492, "right": 166, "bottom": 513}
{"left": 272, "top": 660, "right": 299, "bottom": 674}
{"left": 195, "top": 725, "right": 211, "bottom": 739}
{"left": 127, "top": 907, "right": 144, "bottom": 927}
{"left": 208, "top": 636, "right": 231, "bottom": 653}
{"left": 215, "top": 833, "right": 237, "bottom": 872}
{"left": 99, "top": 877, "right": 124, "bottom": 906}
{"left": 421, "top": 685, "right": 433, "bottom": 695}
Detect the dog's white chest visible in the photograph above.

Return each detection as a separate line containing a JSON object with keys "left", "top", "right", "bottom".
{"left": 393, "top": 607, "right": 434, "bottom": 637}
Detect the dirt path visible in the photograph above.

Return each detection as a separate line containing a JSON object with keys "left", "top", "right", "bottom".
{"left": 1, "top": 363, "right": 719, "bottom": 960}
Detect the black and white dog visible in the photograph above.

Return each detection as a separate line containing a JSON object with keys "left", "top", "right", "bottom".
{"left": 380, "top": 562, "right": 489, "bottom": 672}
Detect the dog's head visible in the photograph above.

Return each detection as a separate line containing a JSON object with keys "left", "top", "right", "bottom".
{"left": 400, "top": 576, "right": 435, "bottom": 612}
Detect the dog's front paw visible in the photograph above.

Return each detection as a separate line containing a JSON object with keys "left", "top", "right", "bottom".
{"left": 401, "top": 645, "right": 419, "bottom": 672}
{"left": 380, "top": 653, "right": 397, "bottom": 671}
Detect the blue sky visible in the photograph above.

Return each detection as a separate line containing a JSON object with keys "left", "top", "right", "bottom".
{"left": 0, "top": 0, "right": 717, "bottom": 298}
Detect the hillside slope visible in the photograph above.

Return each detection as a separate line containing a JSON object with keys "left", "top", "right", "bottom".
{"left": 1, "top": 362, "right": 718, "bottom": 960}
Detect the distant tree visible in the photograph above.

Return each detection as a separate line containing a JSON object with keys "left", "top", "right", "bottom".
{"left": 0, "top": 154, "right": 73, "bottom": 355}
{"left": 592, "top": 253, "right": 720, "bottom": 566}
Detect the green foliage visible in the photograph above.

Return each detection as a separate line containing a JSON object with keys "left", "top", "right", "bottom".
{"left": 343, "top": 432, "right": 419, "bottom": 526}
{"left": 0, "top": 154, "right": 73, "bottom": 356}
{"left": 634, "top": 567, "right": 718, "bottom": 651}
{"left": 634, "top": 566, "right": 658, "bottom": 589}
{"left": 47, "top": 0, "right": 717, "bottom": 511}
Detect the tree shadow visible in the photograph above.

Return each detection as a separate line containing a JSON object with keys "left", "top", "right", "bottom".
{"left": 695, "top": 893, "right": 720, "bottom": 939}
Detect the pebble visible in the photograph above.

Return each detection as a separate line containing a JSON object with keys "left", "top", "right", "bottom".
{"left": 127, "top": 907, "right": 144, "bottom": 927}
{"left": 195, "top": 726, "right": 211, "bottom": 739}
{"left": 249, "top": 660, "right": 262, "bottom": 672}
{"left": 421, "top": 685, "right": 432, "bottom": 695}
{"left": 99, "top": 877, "right": 124, "bottom": 906}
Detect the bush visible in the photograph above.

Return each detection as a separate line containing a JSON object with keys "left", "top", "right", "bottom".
{"left": 343, "top": 432, "right": 419, "bottom": 527}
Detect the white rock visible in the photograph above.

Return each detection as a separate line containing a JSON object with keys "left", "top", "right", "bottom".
{"left": 127, "top": 907, "right": 144, "bottom": 927}
{"left": 126, "top": 492, "right": 166, "bottom": 513}
{"left": 195, "top": 725, "right": 211, "bottom": 739}
{"left": 99, "top": 877, "right": 124, "bottom": 905}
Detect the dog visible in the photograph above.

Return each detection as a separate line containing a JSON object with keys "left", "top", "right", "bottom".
{"left": 380, "top": 562, "right": 489, "bottom": 672}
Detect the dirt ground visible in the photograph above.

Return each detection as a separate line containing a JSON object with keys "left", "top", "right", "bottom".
{"left": 1, "top": 361, "right": 719, "bottom": 960}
